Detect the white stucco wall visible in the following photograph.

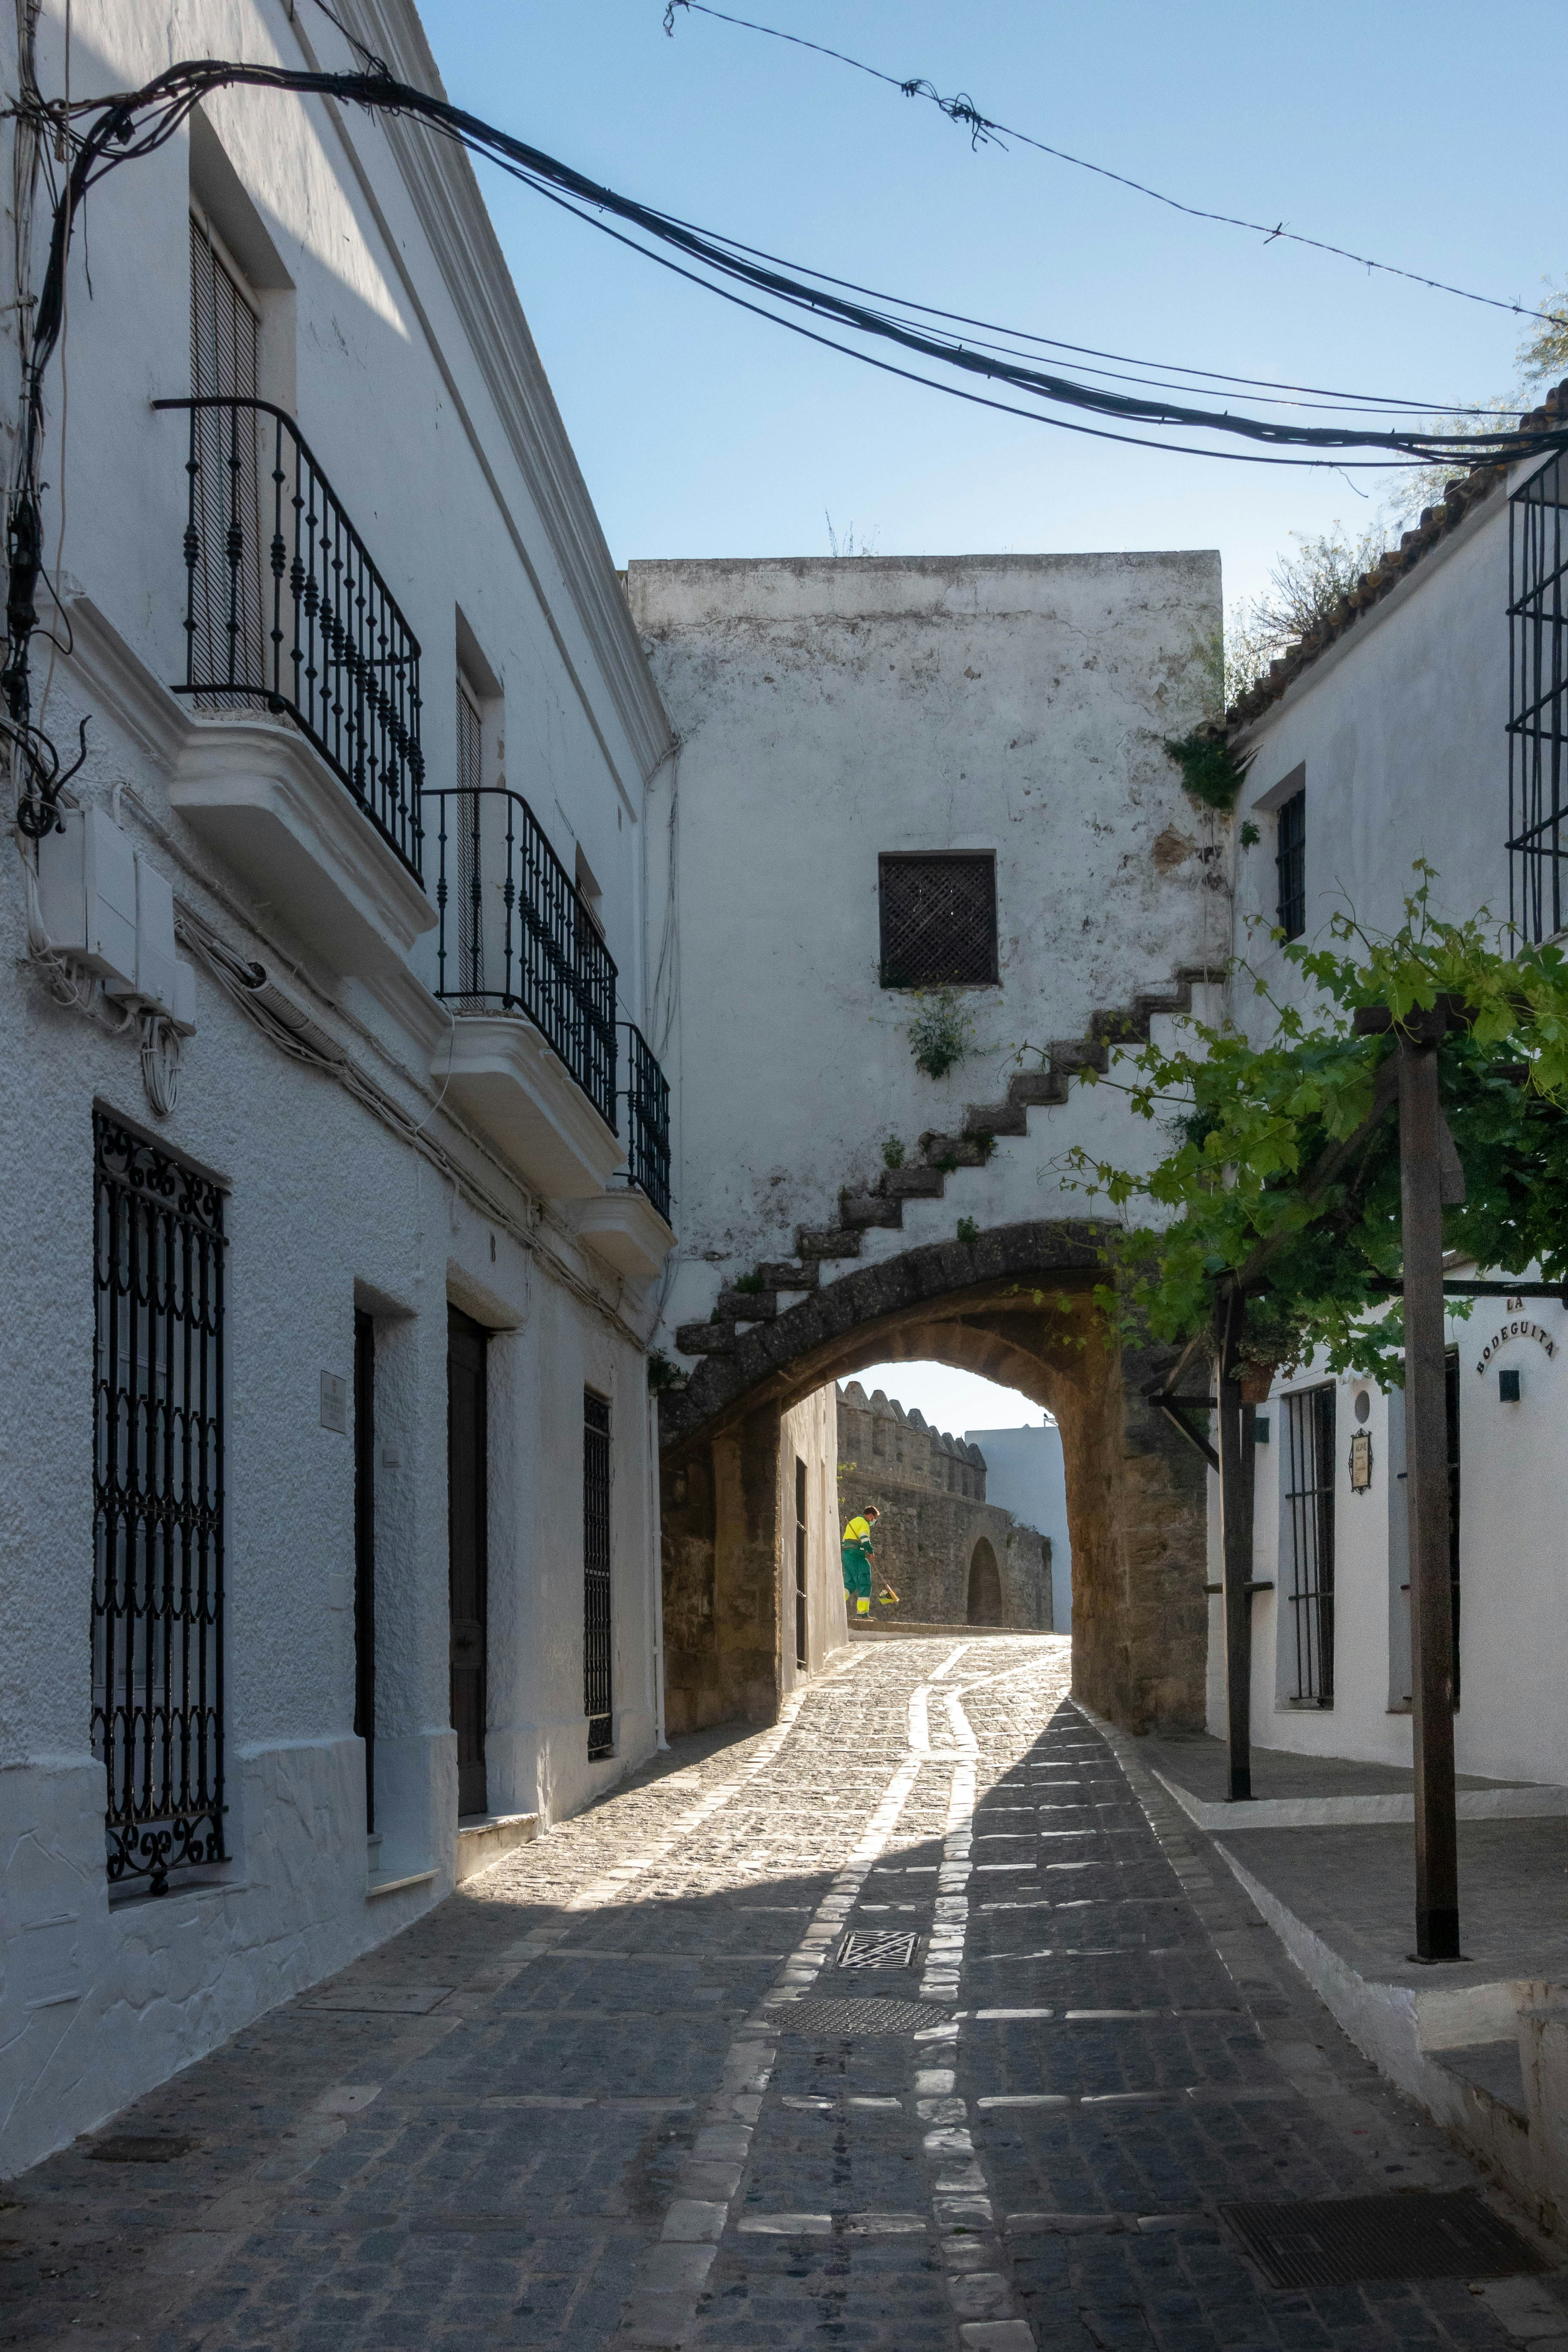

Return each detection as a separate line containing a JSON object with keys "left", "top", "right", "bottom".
{"left": 965, "top": 1421, "right": 1073, "bottom": 1632}
{"left": 0, "top": 0, "right": 673, "bottom": 2178}
{"left": 627, "top": 552, "right": 1225, "bottom": 1332}
{"left": 1212, "top": 478, "right": 1568, "bottom": 1788}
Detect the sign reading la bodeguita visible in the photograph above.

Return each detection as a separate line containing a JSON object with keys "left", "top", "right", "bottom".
{"left": 1475, "top": 1308, "right": 1558, "bottom": 1375}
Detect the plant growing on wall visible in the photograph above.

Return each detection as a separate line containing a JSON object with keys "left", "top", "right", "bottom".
{"left": 882, "top": 1135, "right": 906, "bottom": 1169}
{"left": 647, "top": 1350, "right": 687, "bottom": 1394}
{"left": 1050, "top": 869, "right": 1568, "bottom": 1384}
{"left": 906, "top": 986, "right": 976, "bottom": 1080}
{"left": 1163, "top": 728, "right": 1253, "bottom": 814}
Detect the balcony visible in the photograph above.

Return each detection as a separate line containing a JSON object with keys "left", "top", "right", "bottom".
{"left": 155, "top": 396, "right": 435, "bottom": 977}
{"left": 427, "top": 788, "right": 674, "bottom": 1256}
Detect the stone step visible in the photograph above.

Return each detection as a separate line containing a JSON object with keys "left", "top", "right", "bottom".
{"left": 879, "top": 1165, "right": 946, "bottom": 1199}
{"left": 840, "top": 1191, "right": 903, "bottom": 1230}
{"left": 1047, "top": 1039, "right": 1110, "bottom": 1073}
{"left": 918, "top": 1134, "right": 988, "bottom": 1169}
{"left": 717, "top": 1286, "right": 777, "bottom": 1320}
{"left": 797, "top": 1227, "right": 864, "bottom": 1261}
{"left": 1008, "top": 1070, "right": 1070, "bottom": 1108}
{"left": 756, "top": 1259, "right": 818, "bottom": 1290}
{"left": 675, "top": 1320, "right": 740, "bottom": 1355}
{"left": 964, "top": 1102, "right": 1028, "bottom": 1138}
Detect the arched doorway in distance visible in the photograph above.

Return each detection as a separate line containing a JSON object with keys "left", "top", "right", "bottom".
{"left": 967, "top": 1537, "right": 1003, "bottom": 1626}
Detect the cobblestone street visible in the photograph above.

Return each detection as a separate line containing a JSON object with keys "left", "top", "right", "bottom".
{"left": 3, "top": 1635, "right": 1563, "bottom": 2352}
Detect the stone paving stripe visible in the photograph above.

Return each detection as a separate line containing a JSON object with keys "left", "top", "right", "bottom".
{"left": 297, "top": 1984, "right": 454, "bottom": 2012}
{"left": 735, "top": 2212, "right": 833, "bottom": 2235}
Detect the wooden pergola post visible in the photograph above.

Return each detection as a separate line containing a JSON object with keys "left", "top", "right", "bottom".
{"left": 1214, "top": 1283, "right": 1256, "bottom": 1802}
{"left": 1397, "top": 1023, "right": 1462, "bottom": 1959}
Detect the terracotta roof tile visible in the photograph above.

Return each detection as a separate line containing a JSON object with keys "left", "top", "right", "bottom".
{"left": 1222, "top": 377, "right": 1568, "bottom": 738}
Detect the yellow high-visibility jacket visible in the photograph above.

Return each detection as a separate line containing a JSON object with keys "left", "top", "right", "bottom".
{"left": 842, "top": 1515, "right": 875, "bottom": 1553}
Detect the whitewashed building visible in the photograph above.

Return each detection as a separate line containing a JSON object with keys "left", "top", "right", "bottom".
{"left": 0, "top": 0, "right": 675, "bottom": 2175}
{"left": 1219, "top": 395, "right": 1568, "bottom": 1791}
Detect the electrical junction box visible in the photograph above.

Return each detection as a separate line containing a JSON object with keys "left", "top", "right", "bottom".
{"left": 34, "top": 804, "right": 138, "bottom": 988}
{"left": 106, "top": 852, "right": 178, "bottom": 1017}
{"left": 168, "top": 958, "right": 198, "bottom": 1036}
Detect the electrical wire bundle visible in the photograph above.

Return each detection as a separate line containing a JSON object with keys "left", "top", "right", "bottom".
{"left": 5, "top": 35, "right": 1565, "bottom": 834}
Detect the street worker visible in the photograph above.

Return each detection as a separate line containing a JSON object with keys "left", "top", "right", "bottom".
{"left": 841, "top": 1505, "right": 880, "bottom": 1618}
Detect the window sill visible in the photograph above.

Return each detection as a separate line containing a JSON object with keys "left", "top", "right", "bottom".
{"left": 108, "top": 1872, "right": 243, "bottom": 1912}
{"left": 366, "top": 1867, "right": 437, "bottom": 1902}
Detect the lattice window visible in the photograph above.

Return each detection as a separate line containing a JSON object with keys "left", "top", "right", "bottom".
{"left": 92, "top": 1110, "right": 227, "bottom": 1894}
{"left": 878, "top": 853, "right": 998, "bottom": 987}
{"left": 584, "top": 1392, "right": 613, "bottom": 1758}
{"left": 1283, "top": 1384, "right": 1335, "bottom": 1704}
{"left": 1275, "top": 787, "right": 1306, "bottom": 940}
{"left": 1509, "top": 451, "right": 1568, "bottom": 943}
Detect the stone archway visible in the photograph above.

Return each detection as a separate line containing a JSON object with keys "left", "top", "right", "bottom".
{"left": 966, "top": 1539, "right": 1002, "bottom": 1626}
{"left": 658, "top": 1219, "right": 1208, "bottom": 1740}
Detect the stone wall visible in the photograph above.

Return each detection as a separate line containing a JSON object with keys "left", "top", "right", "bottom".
{"left": 836, "top": 1381, "right": 1052, "bottom": 1630}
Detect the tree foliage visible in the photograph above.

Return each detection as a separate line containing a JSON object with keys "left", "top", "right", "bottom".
{"left": 1056, "top": 872, "right": 1568, "bottom": 1385}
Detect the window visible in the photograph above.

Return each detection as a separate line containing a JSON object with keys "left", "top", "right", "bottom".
{"left": 189, "top": 210, "right": 263, "bottom": 701}
{"left": 1282, "top": 1384, "right": 1335, "bottom": 1704}
{"left": 878, "top": 852, "right": 998, "bottom": 987}
{"left": 1275, "top": 787, "right": 1306, "bottom": 940}
{"left": 1508, "top": 449, "right": 1568, "bottom": 943}
{"left": 584, "top": 1392, "right": 613, "bottom": 1758}
{"left": 795, "top": 1455, "right": 808, "bottom": 1670}
{"left": 92, "top": 1109, "right": 227, "bottom": 1894}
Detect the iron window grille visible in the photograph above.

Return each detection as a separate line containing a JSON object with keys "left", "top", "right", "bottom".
{"left": 619, "top": 1022, "right": 672, "bottom": 1225}
{"left": 92, "top": 1109, "right": 227, "bottom": 1895}
{"left": 1508, "top": 450, "right": 1568, "bottom": 943}
{"left": 1275, "top": 787, "right": 1307, "bottom": 940}
{"left": 427, "top": 787, "right": 619, "bottom": 1131}
{"left": 1283, "top": 1383, "right": 1335, "bottom": 1704}
{"left": 154, "top": 393, "right": 425, "bottom": 882}
{"left": 878, "top": 852, "right": 998, "bottom": 988}
{"left": 584, "top": 1392, "right": 613, "bottom": 1758}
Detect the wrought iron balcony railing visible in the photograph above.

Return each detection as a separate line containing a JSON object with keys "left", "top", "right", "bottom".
{"left": 155, "top": 396, "right": 424, "bottom": 881}
{"left": 621, "top": 1021, "right": 672, "bottom": 1225}
{"left": 427, "top": 786, "right": 619, "bottom": 1132}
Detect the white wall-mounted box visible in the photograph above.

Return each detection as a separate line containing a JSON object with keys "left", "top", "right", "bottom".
{"left": 107, "top": 853, "right": 179, "bottom": 1016}
{"left": 34, "top": 805, "right": 137, "bottom": 988}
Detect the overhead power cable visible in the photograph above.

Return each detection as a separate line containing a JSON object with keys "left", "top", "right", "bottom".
{"left": 662, "top": 0, "right": 1565, "bottom": 330}
{"left": 7, "top": 48, "right": 1565, "bottom": 837}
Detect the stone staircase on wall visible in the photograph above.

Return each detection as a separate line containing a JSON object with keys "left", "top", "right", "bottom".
{"left": 673, "top": 965, "right": 1223, "bottom": 1367}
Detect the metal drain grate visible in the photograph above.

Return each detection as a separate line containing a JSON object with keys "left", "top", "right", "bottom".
{"left": 1221, "top": 2192, "right": 1550, "bottom": 2289}
{"left": 86, "top": 2135, "right": 198, "bottom": 2164}
{"left": 837, "top": 1931, "right": 919, "bottom": 1971}
{"left": 770, "top": 1998, "right": 950, "bottom": 2036}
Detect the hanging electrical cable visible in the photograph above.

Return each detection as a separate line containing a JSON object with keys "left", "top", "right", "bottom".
{"left": 661, "top": 0, "right": 1566, "bottom": 331}
{"left": 6, "top": 47, "right": 1565, "bottom": 842}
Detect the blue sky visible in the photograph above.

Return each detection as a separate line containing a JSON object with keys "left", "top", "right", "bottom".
{"left": 416, "top": 0, "right": 1563, "bottom": 603}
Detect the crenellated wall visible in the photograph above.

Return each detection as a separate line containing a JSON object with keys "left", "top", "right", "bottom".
{"left": 835, "top": 1382, "right": 1051, "bottom": 1630}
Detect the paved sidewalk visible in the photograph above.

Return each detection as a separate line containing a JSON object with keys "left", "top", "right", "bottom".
{"left": 1, "top": 1636, "right": 1563, "bottom": 2350}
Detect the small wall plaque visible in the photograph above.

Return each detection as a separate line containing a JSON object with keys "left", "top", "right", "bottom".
{"left": 1348, "top": 1430, "right": 1372, "bottom": 1492}
{"left": 320, "top": 1370, "right": 347, "bottom": 1432}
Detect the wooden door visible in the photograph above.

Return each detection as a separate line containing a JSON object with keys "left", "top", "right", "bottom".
{"left": 447, "top": 1307, "right": 489, "bottom": 1816}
